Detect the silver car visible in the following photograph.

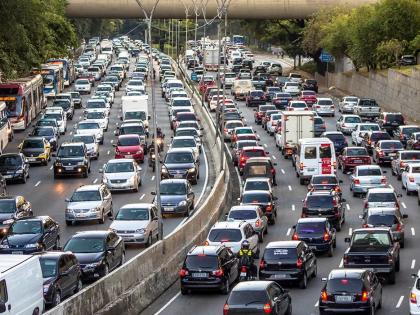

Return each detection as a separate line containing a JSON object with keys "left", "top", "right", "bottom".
{"left": 74, "top": 120, "right": 104, "bottom": 144}
{"left": 391, "top": 150, "right": 420, "bottom": 179}
{"left": 226, "top": 205, "right": 268, "bottom": 242}
{"left": 223, "top": 120, "right": 244, "bottom": 141}
{"left": 101, "top": 159, "right": 142, "bottom": 192}
{"left": 65, "top": 184, "right": 113, "bottom": 225}
{"left": 109, "top": 203, "right": 159, "bottom": 246}
{"left": 243, "top": 177, "right": 273, "bottom": 194}
{"left": 363, "top": 187, "right": 401, "bottom": 211}
{"left": 71, "top": 134, "right": 99, "bottom": 159}
{"left": 350, "top": 165, "right": 388, "bottom": 196}
{"left": 338, "top": 96, "right": 359, "bottom": 114}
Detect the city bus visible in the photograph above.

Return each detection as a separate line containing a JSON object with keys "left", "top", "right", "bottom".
{"left": 31, "top": 64, "right": 64, "bottom": 98}
{"left": 47, "top": 58, "right": 75, "bottom": 87}
{"left": 0, "top": 75, "right": 46, "bottom": 130}
{"left": 0, "top": 102, "right": 13, "bottom": 153}
{"left": 232, "top": 35, "right": 245, "bottom": 46}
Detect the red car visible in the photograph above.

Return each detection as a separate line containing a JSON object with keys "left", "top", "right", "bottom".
{"left": 114, "top": 134, "right": 144, "bottom": 163}
{"left": 298, "top": 90, "right": 317, "bottom": 107}
{"left": 78, "top": 72, "right": 95, "bottom": 86}
{"left": 338, "top": 147, "right": 371, "bottom": 173}
{"left": 199, "top": 79, "right": 216, "bottom": 94}
{"left": 253, "top": 105, "right": 276, "bottom": 125}
{"left": 238, "top": 146, "right": 268, "bottom": 173}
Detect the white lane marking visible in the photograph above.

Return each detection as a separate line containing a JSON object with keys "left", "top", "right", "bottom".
{"left": 154, "top": 291, "right": 181, "bottom": 315}
{"left": 396, "top": 295, "right": 404, "bottom": 308}
{"left": 140, "top": 194, "right": 145, "bottom": 200}
{"left": 402, "top": 202, "right": 407, "bottom": 209}
{"left": 288, "top": 185, "right": 292, "bottom": 191}
{"left": 346, "top": 204, "right": 350, "bottom": 211}
{"left": 411, "top": 259, "right": 416, "bottom": 269}
{"left": 34, "top": 181, "right": 41, "bottom": 187}
{"left": 286, "top": 228, "right": 291, "bottom": 236}
{"left": 292, "top": 204, "right": 295, "bottom": 211}
{"left": 78, "top": 116, "right": 82, "bottom": 119}
{"left": 339, "top": 259, "right": 343, "bottom": 268}
{"left": 151, "top": 175, "right": 155, "bottom": 181}
{"left": 107, "top": 150, "right": 110, "bottom": 155}
{"left": 314, "top": 301, "right": 319, "bottom": 307}
{"left": 93, "top": 178, "right": 98, "bottom": 184}
{"left": 412, "top": 227, "right": 416, "bottom": 236}
{"left": 272, "top": 155, "right": 276, "bottom": 160}
{"left": 50, "top": 165, "right": 53, "bottom": 170}
{"left": 389, "top": 184, "right": 394, "bottom": 190}
{"left": 263, "top": 144, "right": 268, "bottom": 148}
{"left": 70, "top": 131, "right": 73, "bottom": 135}
{"left": 348, "top": 228, "right": 353, "bottom": 236}
{"left": 281, "top": 169, "right": 285, "bottom": 174}
{"left": 110, "top": 139, "right": 114, "bottom": 144}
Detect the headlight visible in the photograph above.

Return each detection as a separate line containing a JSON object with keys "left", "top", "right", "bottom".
{"left": 85, "top": 261, "right": 102, "bottom": 268}
{"left": 0, "top": 244, "right": 9, "bottom": 249}
{"left": 43, "top": 284, "right": 51, "bottom": 293}
{"left": 135, "top": 228, "right": 145, "bottom": 234}
{"left": 161, "top": 166, "right": 168, "bottom": 174}
{"left": 65, "top": 208, "right": 73, "bottom": 213}
{"left": 178, "top": 200, "right": 187, "bottom": 207}
{"left": 15, "top": 169, "right": 23, "bottom": 174}
{"left": 25, "top": 243, "right": 40, "bottom": 248}
{"left": 151, "top": 154, "right": 156, "bottom": 159}
{"left": 188, "top": 167, "right": 196, "bottom": 173}
{"left": 2, "top": 219, "right": 14, "bottom": 225}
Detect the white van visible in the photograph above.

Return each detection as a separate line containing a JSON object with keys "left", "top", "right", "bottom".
{"left": 0, "top": 255, "right": 44, "bottom": 315}
{"left": 294, "top": 138, "right": 336, "bottom": 185}
{"left": 0, "top": 102, "right": 13, "bottom": 154}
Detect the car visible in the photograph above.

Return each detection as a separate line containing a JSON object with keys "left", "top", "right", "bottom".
{"left": 282, "top": 81, "right": 300, "bottom": 96}
{"left": 223, "top": 120, "right": 244, "bottom": 141}
{"left": 115, "top": 122, "right": 148, "bottom": 153}
{"left": 85, "top": 110, "right": 109, "bottom": 131}
{"left": 70, "top": 91, "right": 82, "bottom": 108}
{"left": 179, "top": 245, "right": 239, "bottom": 295}
{"left": 85, "top": 98, "right": 110, "bottom": 116}
{"left": 63, "top": 231, "right": 125, "bottom": 282}
{"left": 114, "top": 134, "right": 144, "bottom": 163}
{"left": 242, "top": 157, "right": 277, "bottom": 186}
{"left": 314, "top": 116, "right": 326, "bottom": 137}
{"left": 262, "top": 110, "right": 281, "bottom": 131}
{"left": 394, "top": 125, "right": 420, "bottom": 147}
{"left": 266, "top": 113, "right": 282, "bottom": 136}
{"left": 156, "top": 179, "right": 195, "bottom": 217}
{"left": 391, "top": 150, "right": 420, "bottom": 179}
{"left": 74, "top": 120, "right": 104, "bottom": 144}
{"left": 301, "top": 191, "right": 346, "bottom": 231}
{"left": 18, "top": 137, "right": 51, "bottom": 166}
{"left": 206, "top": 221, "right": 259, "bottom": 256}
{"left": 400, "top": 54, "right": 417, "bottom": 65}
{"left": 338, "top": 96, "right": 359, "bottom": 114}
{"left": 361, "top": 131, "right": 391, "bottom": 155}
{"left": 223, "top": 281, "right": 292, "bottom": 315}
{"left": 243, "top": 177, "right": 273, "bottom": 194}
{"left": 0, "top": 195, "right": 33, "bottom": 236}
{"left": 101, "top": 159, "right": 142, "bottom": 192}
{"left": 254, "top": 105, "right": 276, "bottom": 124}
{"left": 314, "top": 98, "right": 335, "bottom": 117}
{"left": 169, "top": 136, "right": 200, "bottom": 162}
{"left": 259, "top": 241, "right": 317, "bottom": 289}
{"left": 95, "top": 85, "right": 115, "bottom": 103}
{"left": 406, "top": 132, "right": 420, "bottom": 150}
{"left": 232, "top": 140, "right": 258, "bottom": 166}
{"left": 292, "top": 218, "right": 336, "bottom": 256}
{"left": 298, "top": 90, "right": 317, "bottom": 107}
{"left": 35, "top": 118, "right": 60, "bottom": 135}
{"left": 401, "top": 163, "right": 420, "bottom": 195}
{"left": 372, "top": 140, "right": 404, "bottom": 165}
{"left": 238, "top": 146, "right": 268, "bottom": 173}
{"left": 240, "top": 190, "right": 277, "bottom": 225}
{"left": 302, "top": 79, "right": 318, "bottom": 93}
{"left": 272, "top": 92, "right": 292, "bottom": 110}
{"left": 319, "top": 269, "right": 382, "bottom": 315}
{"left": 321, "top": 132, "right": 348, "bottom": 155}
{"left": 227, "top": 205, "right": 268, "bottom": 242}
{"left": 65, "top": 184, "right": 113, "bottom": 225}
{"left": 230, "top": 127, "right": 257, "bottom": 146}
{"left": 125, "top": 79, "right": 145, "bottom": 94}
{"left": 265, "top": 86, "right": 282, "bottom": 101}
{"left": 71, "top": 134, "right": 99, "bottom": 160}
{"left": 285, "top": 101, "right": 309, "bottom": 111}
{"left": 410, "top": 272, "right": 420, "bottom": 315}
{"left": 53, "top": 142, "right": 91, "bottom": 178}
{"left": 174, "top": 128, "right": 202, "bottom": 152}
{"left": 338, "top": 147, "right": 371, "bottom": 173}
{"left": 161, "top": 148, "right": 199, "bottom": 184}
{"left": 30, "top": 126, "right": 58, "bottom": 151}
{"left": 377, "top": 112, "right": 405, "bottom": 133}
{"left": 44, "top": 107, "right": 67, "bottom": 135}
{"left": 74, "top": 79, "right": 91, "bottom": 94}
{"left": 307, "top": 174, "right": 342, "bottom": 195}
{"left": 246, "top": 90, "right": 266, "bottom": 107}
{"left": 288, "top": 73, "right": 303, "bottom": 83}
{"left": 363, "top": 187, "right": 401, "bottom": 213}
{"left": 39, "top": 251, "right": 82, "bottom": 307}
{"left": 335, "top": 115, "right": 362, "bottom": 134}
{"left": 53, "top": 98, "right": 74, "bottom": 120}
{"left": 0, "top": 153, "right": 30, "bottom": 183}
{"left": 353, "top": 98, "right": 380, "bottom": 121}
{"left": 172, "top": 111, "right": 197, "bottom": 131}
{"left": 0, "top": 216, "right": 60, "bottom": 254}
{"left": 350, "top": 165, "right": 387, "bottom": 196}
{"left": 360, "top": 207, "right": 407, "bottom": 248}
{"left": 109, "top": 203, "right": 159, "bottom": 246}
{"left": 351, "top": 123, "right": 380, "bottom": 146}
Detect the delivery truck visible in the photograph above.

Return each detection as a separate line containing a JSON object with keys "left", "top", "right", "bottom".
{"left": 204, "top": 48, "right": 219, "bottom": 71}
{"left": 280, "top": 111, "right": 314, "bottom": 158}
{"left": 121, "top": 95, "right": 150, "bottom": 129}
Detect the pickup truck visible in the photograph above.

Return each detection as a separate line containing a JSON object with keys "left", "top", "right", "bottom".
{"left": 343, "top": 227, "right": 400, "bottom": 284}
{"left": 353, "top": 98, "right": 381, "bottom": 120}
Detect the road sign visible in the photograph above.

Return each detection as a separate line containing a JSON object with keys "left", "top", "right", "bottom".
{"left": 191, "top": 72, "right": 197, "bottom": 81}
{"left": 320, "top": 50, "right": 335, "bottom": 63}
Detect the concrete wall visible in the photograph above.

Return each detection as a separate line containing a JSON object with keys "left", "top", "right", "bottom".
{"left": 316, "top": 67, "right": 420, "bottom": 122}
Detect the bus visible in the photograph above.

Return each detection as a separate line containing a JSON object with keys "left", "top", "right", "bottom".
{"left": 0, "top": 75, "right": 46, "bottom": 130}
{"left": 0, "top": 102, "right": 13, "bottom": 153}
{"left": 31, "top": 64, "right": 64, "bottom": 98}
{"left": 47, "top": 58, "right": 76, "bottom": 87}
{"left": 232, "top": 35, "right": 245, "bottom": 46}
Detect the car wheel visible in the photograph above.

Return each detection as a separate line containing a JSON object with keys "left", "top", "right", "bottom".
{"left": 377, "top": 291, "right": 382, "bottom": 309}
{"left": 101, "top": 263, "right": 109, "bottom": 277}
{"left": 299, "top": 272, "right": 308, "bottom": 289}
{"left": 395, "top": 257, "right": 400, "bottom": 271}
{"left": 119, "top": 251, "right": 125, "bottom": 266}
{"left": 286, "top": 303, "right": 292, "bottom": 315}
{"left": 52, "top": 290, "right": 61, "bottom": 307}
{"left": 299, "top": 178, "right": 305, "bottom": 185}
{"left": 388, "top": 269, "right": 396, "bottom": 284}
{"left": 83, "top": 170, "right": 88, "bottom": 178}
{"left": 369, "top": 304, "right": 375, "bottom": 315}
{"left": 312, "top": 263, "right": 317, "bottom": 278}
{"left": 145, "top": 233, "right": 152, "bottom": 247}
{"left": 74, "top": 278, "right": 83, "bottom": 293}
{"left": 401, "top": 240, "right": 405, "bottom": 249}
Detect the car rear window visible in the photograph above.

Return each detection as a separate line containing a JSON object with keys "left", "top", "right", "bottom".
{"left": 360, "top": 125, "right": 380, "bottom": 131}
{"left": 401, "top": 152, "right": 420, "bottom": 160}
{"left": 347, "top": 148, "right": 368, "bottom": 156}
{"left": 306, "top": 195, "right": 334, "bottom": 208}
{"left": 245, "top": 181, "right": 269, "bottom": 191}
{"left": 352, "top": 232, "right": 391, "bottom": 247}
{"left": 326, "top": 278, "right": 363, "bottom": 294}
{"left": 228, "top": 290, "right": 268, "bottom": 305}
{"left": 208, "top": 229, "right": 242, "bottom": 242}
{"left": 312, "top": 176, "right": 337, "bottom": 185}
{"left": 264, "top": 248, "right": 297, "bottom": 260}
{"left": 243, "top": 150, "right": 265, "bottom": 158}
{"left": 371, "top": 133, "right": 391, "bottom": 141}
{"left": 291, "top": 102, "right": 306, "bottom": 108}
{"left": 380, "top": 142, "right": 403, "bottom": 149}
{"left": 367, "top": 193, "right": 396, "bottom": 203}
{"left": 320, "top": 144, "right": 333, "bottom": 158}
{"left": 242, "top": 193, "right": 271, "bottom": 203}
{"left": 314, "top": 117, "right": 324, "bottom": 124}
{"left": 367, "top": 214, "right": 398, "bottom": 226}
{"left": 296, "top": 222, "right": 325, "bottom": 234}
{"left": 344, "top": 117, "right": 361, "bottom": 123}
{"left": 358, "top": 168, "right": 381, "bottom": 176}
{"left": 326, "top": 134, "right": 345, "bottom": 141}
{"left": 386, "top": 114, "right": 404, "bottom": 123}
{"left": 229, "top": 210, "right": 258, "bottom": 220}
{"left": 317, "top": 99, "right": 333, "bottom": 105}
{"left": 185, "top": 255, "right": 218, "bottom": 269}
{"left": 411, "top": 166, "right": 420, "bottom": 173}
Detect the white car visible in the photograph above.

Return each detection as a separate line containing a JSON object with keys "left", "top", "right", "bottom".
{"left": 169, "top": 136, "right": 200, "bottom": 162}
{"left": 71, "top": 134, "right": 99, "bottom": 159}
{"left": 314, "top": 97, "right": 335, "bottom": 117}
{"left": 288, "top": 72, "right": 303, "bottom": 84}
{"left": 266, "top": 113, "right": 282, "bottom": 135}
{"left": 339, "top": 96, "right": 359, "bottom": 114}
{"left": 126, "top": 80, "right": 145, "bottom": 94}
{"left": 74, "top": 120, "right": 104, "bottom": 144}
{"left": 402, "top": 163, "right": 420, "bottom": 195}
{"left": 96, "top": 84, "right": 115, "bottom": 103}
{"left": 85, "top": 109, "right": 109, "bottom": 131}
{"left": 286, "top": 101, "right": 309, "bottom": 111}
{"left": 336, "top": 115, "right": 362, "bottom": 134}
{"left": 44, "top": 108, "right": 67, "bottom": 135}
{"left": 101, "top": 159, "right": 142, "bottom": 192}
{"left": 209, "top": 95, "right": 223, "bottom": 111}
{"left": 282, "top": 82, "right": 300, "bottom": 96}
{"left": 410, "top": 272, "right": 420, "bottom": 315}
{"left": 351, "top": 123, "right": 381, "bottom": 145}
{"left": 226, "top": 205, "right": 268, "bottom": 242}
{"left": 175, "top": 127, "right": 202, "bottom": 152}
{"left": 85, "top": 99, "right": 110, "bottom": 116}
{"left": 110, "top": 203, "right": 159, "bottom": 246}
{"left": 74, "top": 79, "right": 91, "bottom": 94}
{"left": 243, "top": 177, "right": 273, "bottom": 194}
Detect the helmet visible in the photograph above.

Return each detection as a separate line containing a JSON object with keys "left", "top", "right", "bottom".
{"left": 241, "top": 240, "right": 250, "bottom": 250}
{"left": 157, "top": 127, "right": 162, "bottom": 132}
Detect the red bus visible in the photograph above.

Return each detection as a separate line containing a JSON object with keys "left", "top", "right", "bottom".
{"left": 0, "top": 75, "right": 46, "bottom": 130}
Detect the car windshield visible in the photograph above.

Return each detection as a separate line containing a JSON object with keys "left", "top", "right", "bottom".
{"left": 105, "top": 162, "right": 134, "bottom": 173}
{"left": 243, "top": 150, "right": 265, "bottom": 158}
{"left": 352, "top": 232, "right": 391, "bottom": 247}
{"left": 10, "top": 221, "right": 42, "bottom": 234}
{"left": 64, "top": 237, "right": 105, "bottom": 253}
{"left": 120, "top": 125, "right": 145, "bottom": 135}
{"left": 345, "top": 97, "right": 358, "bottom": 103}
{"left": 160, "top": 183, "right": 186, "bottom": 195}
{"left": 0, "top": 200, "right": 16, "bottom": 213}
{"left": 344, "top": 117, "right": 361, "bottom": 123}
{"left": 177, "top": 113, "right": 195, "bottom": 121}
{"left": 401, "top": 152, "right": 420, "bottom": 160}
{"left": 326, "top": 278, "right": 363, "bottom": 294}
{"left": 86, "top": 112, "right": 105, "bottom": 119}
{"left": 165, "top": 152, "right": 193, "bottom": 163}
{"left": 312, "top": 177, "right": 337, "bottom": 185}
{"left": 371, "top": 133, "right": 391, "bottom": 141}
{"left": 264, "top": 248, "right": 297, "bottom": 260}
{"left": 172, "top": 139, "right": 196, "bottom": 148}
{"left": 173, "top": 99, "right": 191, "bottom": 107}
{"left": 380, "top": 142, "right": 403, "bottom": 149}
{"left": 40, "top": 258, "right": 57, "bottom": 278}
{"left": 296, "top": 222, "right": 325, "bottom": 234}
{"left": 314, "top": 118, "right": 324, "bottom": 125}
{"left": 118, "top": 137, "right": 140, "bottom": 146}
{"left": 318, "top": 99, "right": 333, "bottom": 105}
{"left": 116, "top": 208, "right": 149, "bottom": 220}
{"left": 185, "top": 255, "right": 218, "bottom": 269}
{"left": 22, "top": 139, "right": 43, "bottom": 149}
{"left": 236, "top": 129, "right": 253, "bottom": 135}
{"left": 229, "top": 210, "right": 257, "bottom": 220}
{"left": 347, "top": 148, "right": 368, "bottom": 156}
{"left": 368, "top": 193, "right": 396, "bottom": 203}
{"left": 43, "top": 113, "right": 62, "bottom": 121}
{"left": 302, "top": 91, "right": 315, "bottom": 96}
{"left": 208, "top": 229, "right": 242, "bottom": 242}
{"left": 242, "top": 193, "right": 271, "bottom": 203}
{"left": 227, "top": 291, "right": 268, "bottom": 305}
{"left": 367, "top": 214, "right": 397, "bottom": 226}
{"left": 306, "top": 195, "right": 334, "bottom": 208}
{"left": 33, "top": 128, "right": 54, "bottom": 137}
{"left": 70, "top": 190, "right": 101, "bottom": 202}
{"left": 226, "top": 122, "right": 243, "bottom": 129}
{"left": 402, "top": 127, "right": 420, "bottom": 135}
{"left": 78, "top": 123, "right": 100, "bottom": 130}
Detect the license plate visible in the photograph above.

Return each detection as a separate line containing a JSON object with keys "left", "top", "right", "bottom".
{"left": 335, "top": 296, "right": 352, "bottom": 303}
{"left": 192, "top": 272, "right": 207, "bottom": 278}
{"left": 353, "top": 160, "right": 362, "bottom": 163}
{"left": 164, "top": 207, "right": 175, "bottom": 212}
{"left": 389, "top": 153, "right": 396, "bottom": 157}
{"left": 76, "top": 213, "right": 87, "bottom": 217}
{"left": 65, "top": 166, "right": 74, "bottom": 170}
{"left": 307, "top": 168, "right": 315, "bottom": 171}
{"left": 174, "top": 174, "right": 183, "bottom": 179}
{"left": 28, "top": 158, "right": 36, "bottom": 162}
{"left": 12, "top": 251, "right": 23, "bottom": 255}
{"left": 125, "top": 155, "right": 132, "bottom": 158}
{"left": 309, "top": 246, "right": 317, "bottom": 250}
{"left": 274, "top": 274, "right": 286, "bottom": 279}
{"left": 240, "top": 272, "right": 247, "bottom": 277}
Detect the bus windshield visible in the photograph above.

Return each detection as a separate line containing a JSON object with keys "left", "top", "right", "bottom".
{"left": 5, "top": 98, "right": 22, "bottom": 118}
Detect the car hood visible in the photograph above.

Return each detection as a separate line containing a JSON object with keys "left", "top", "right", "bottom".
{"left": 73, "top": 252, "right": 104, "bottom": 264}
{"left": 21, "top": 149, "right": 44, "bottom": 156}
{"left": 116, "top": 145, "right": 142, "bottom": 153}
{"left": 0, "top": 165, "right": 21, "bottom": 172}
{"left": 3, "top": 233, "right": 41, "bottom": 246}
{"left": 104, "top": 172, "right": 135, "bottom": 180}
{"left": 67, "top": 201, "right": 102, "bottom": 210}
{"left": 164, "top": 162, "right": 194, "bottom": 170}
{"left": 0, "top": 213, "right": 14, "bottom": 221}
{"left": 110, "top": 220, "right": 148, "bottom": 231}
{"left": 160, "top": 195, "right": 187, "bottom": 204}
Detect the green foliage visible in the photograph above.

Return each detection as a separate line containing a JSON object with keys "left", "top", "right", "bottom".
{"left": 376, "top": 39, "right": 407, "bottom": 68}
{"left": 410, "top": 34, "right": 420, "bottom": 54}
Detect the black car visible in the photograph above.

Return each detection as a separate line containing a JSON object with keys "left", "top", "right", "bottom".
{"left": 319, "top": 269, "right": 382, "bottom": 315}
{"left": 39, "top": 251, "right": 82, "bottom": 306}
{"left": 63, "top": 231, "right": 125, "bottom": 282}
{"left": 321, "top": 132, "right": 348, "bottom": 155}
{"left": 0, "top": 195, "right": 33, "bottom": 236}
{"left": 377, "top": 112, "right": 405, "bottom": 134}
{"left": 302, "top": 79, "right": 318, "bottom": 93}
{"left": 161, "top": 148, "right": 199, "bottom": 184}
{"left": 224, "top": 281, "right": 292, "bottom": 315}
{"left": 259, "top": 241, "right": 317, "bottom": 289}
{"left": 0, "top": 216, "right": 60, "bottom": 254}
{"left": 301, "top": 191, "right": 346, "bottom": 231}
{"left": 187, "top": 59, "right": 199, "bottom": 69}
{"left": 240, "top": 190, "right": 277, "bottom": 224}
{"left": 53, "top": 142, "right": 91, "bottom": 178}
{"left": 292, "top": 218, "right": 336, "bottom": 256}
{"left": 155, "top": 179, "right": 195, "bottom": 217}
{"left": 314, "top": 116, "right": 326, "bottom": 137}
{"left": 179, "top": 245, "right": 239, "bottom": 295}
{"left": 30, "top": 126, "right": 58, "bottom": 151}
{"left": 400, "top": 54, "right": 417, "bottom": 66}
{"left": 0, "top": 153, "right": 30, "bottom": 183}
{"left": 265, "top": 87, "right": 282, "bottom": 101}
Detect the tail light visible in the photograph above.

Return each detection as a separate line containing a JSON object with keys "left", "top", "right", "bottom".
{"left": 409, "top": 176, "right": 415, "bottom": 182}
{"left": 240, "top": 156, "right": 246, "bottom": 162}
{"left": 224, "top": 128, "right": 228, "bottom": 133}
{"left": 335, "top": 186, "right": 341, "bottom": 193}
{"left": 321, "top": 290, "right": 328, "bottom": 302}
{"left": 223, "top": 303, "right": 229, "bottom": 315}
{"left": 255, "top": 219, "right": 261, "bottom": 227}
{"left": 400, "top": 134, "right": 404, "bottom": 140}
{"left": 179, "top": 268, "right": 189, "bottom": 277}
{"left": 259, "top": 259, "right": 266, "bottom": 270}
{"left": 263, "top": 303, "right": 272, "bottom": 314}
{"left": 292, "top": 232, "right": 299, "bottom": 240}
{"left": 410, "top": 292, "right": 417, "bottom": 304}
{"left": 368, "top": 140, "right": 371, "bottom": 145}
{"left": 353, "top": 179, "right": 360, "bottom": 185}
{"left": 299, "top": 163, "right": 304, "bottom": 170}
{"left": 304, "top": 107, "right": 309, "bottom": 111}
{"left": 381, "top": 177, "right": 387, "bottom": 184}
{"left": 289, "top": 107, "right": 294, "bottom": 111}
{"left": 395, "top": 223, "right": 402, "bottom": 231}
{"left": 330, "top": 105, "right": 335, "bottom": 109}
{"left": 315, "top": 105, "right": 321, "bottom": 109}
{"left": 241, "top": 266, "right": 247, "bottom": 273}
{"left": 296, "top": 258, "right": 303, "bottom": 268}
{"left": 363, "top": 200, "right": 368, "bottom": 209}
{"left": 322, "top": 123, "right": 326, "bottom": 129}
{"left": 212, "top": 269, "right": 224, "bottom": 277}
{"left": 343, "top": 254, "right": 348, "bottom": 265}
{"left": 266, "top": 205, "right": 273, "bottom": 212}
{"left": 400, "top": 161, "right": 406, "bottom": 168}
{"left": 362, "top": 223, "right": 368, "bottom": 228}
{"left": 323, "top": 231, "right": 331, "bottom": 241}
{"left": 361, "top": 291, "right": 369, "bottom": 302}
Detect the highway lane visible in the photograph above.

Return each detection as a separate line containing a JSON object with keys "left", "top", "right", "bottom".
{"left": 142, "top": 56, "right": 418, "bottom": 315}
{"left": 3, "top": 53, "right": 212, "bottom": 263}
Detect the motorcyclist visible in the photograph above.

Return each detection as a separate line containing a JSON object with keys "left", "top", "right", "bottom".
{"left": 238, "top": 240, "right": 256, "bottom": 279}
{"left": 156, "top": 127, "right": 164, "bottom": 139}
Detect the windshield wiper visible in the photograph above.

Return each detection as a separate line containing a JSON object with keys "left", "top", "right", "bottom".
{"left": 245, "top": 300, "right": 264, "bottom": 306}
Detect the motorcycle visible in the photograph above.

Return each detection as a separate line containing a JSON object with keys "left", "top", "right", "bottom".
{"left": 156, "top": 137, "right": 164, "bottom": 152}
{"left": 239, "top": 265, "right": 253, "bottom": 282}
{"left": 148, "top": 150, "right": 156, "bottom": 171}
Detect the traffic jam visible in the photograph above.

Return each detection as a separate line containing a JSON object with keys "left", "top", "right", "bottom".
{"left": 161, "top": 35, "right": 420, "bottom": 315}
{"left": 0, "top": 36, "right": 209, "bottom": 309}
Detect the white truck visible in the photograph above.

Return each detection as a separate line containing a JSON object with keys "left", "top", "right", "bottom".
{"left": 279, "top": 111, "right": 315, "bottom": 158}
{"left": 204, "top": 48, "right": 219, "bottom": 71}
{"left": 121, "top": 95, "right": 150, "bottom": 129}
{"left": 0, "top": 255, "right": 44, "bottom": 315}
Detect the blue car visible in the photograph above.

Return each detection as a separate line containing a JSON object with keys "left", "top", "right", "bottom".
{"left": 322, "top": 131, "right": 348, "bottom": 155}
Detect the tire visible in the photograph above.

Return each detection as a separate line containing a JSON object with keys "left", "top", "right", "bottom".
{"left": 369, "top": 304, "right": 375, "bottom": 315}
{"left": 52, "top": 291, "right": 61, "bottom": 307}
{"left": 299, "top": 177, "right": 305, "bottom": 185}
{"left": 74, "top": 278, "right": 83, "bottom": 293}
{"left": 336, "top": 220, "right": 342, "bottom": 232}
{"left": 400, "top": 240, "right": 405, "bottom": 249}
{"left": 100, "top": 264, "right": 109, "bottom": 277}
{"left": 119, "top": 251, "right": 125, "bottom": 266}
{"left": 312, "top": 263, "right": 317, "bottom": 278}
{"left": 395, "top": 257, "right": 400, "bottom": 271}
{"left": 377, "top": 292, "right": 382, "bottom": 309}
{"left": 388, "top": 269, "right": 396, "bottom": 284}
{"left": 286, "top": 303, "right": 292, "bottom": 315}
{"left": 221, "top": 279, "right": 230, "bottom": 294}
{"left": 145, "top": 233, "right": 152, "bottom": 247}
{"left": 65, "top": 220, "right": 72, "bottom": 226}
{"left": 299, "top": 272, "right": 308, "bottom": 289}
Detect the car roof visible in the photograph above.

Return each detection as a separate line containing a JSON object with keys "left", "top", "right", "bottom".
{"left": 329, "top": 269, "right": 365, "bottom": 279}
{"left": 355, "top": 165, "right": 381, "bottom": 170}
{"left": 297, "top": 218, "right": 327, "bottom": 224}
{"left": 118, "top": 134, "right": 140, "bottom": 139}
{"left": 188, "top": 245, "right": 222, "bottom": 256}
{"left": 73, "top": 231, "right": 110, "bottom": 238}
{"left": 244, "top": 177, "right": 271, "bottom": 183}
{"left": 230, "top": 205, "right": 260, "bottom": 211}
{"left": 61, "top": 142, "right": 84, "bottom": 147}
{"left": 367, "top": 187, "right": 395, "bottom": 194}
{"left": 212, "top": 221, "right": 246, "bottom": 229}
{"left": 107, "top": 158, "right": 135, "bottom": 164}
{"left": 75, "top": 184, "right": 102, "bottom": 192}
{"left": 242, "top": 146, "right": 265, "bottom": 151}
{"left": 244, "top": 157, "right": 272, "bottom": 163}
{"left": 353, "top": 227, "right": 391, "bottom": 233}
{"left": 172, "top": 136, "right": 196, "bottom": 140}
{"left": 266, "top": 241, "right": 300, "bottom": 249}
{"left": 367, "top": 208, "right": 399, "bottom": 216}
{"left": 167, "top": 148, "right": 194, "bottom": 154}
{"left": 232, "top": 281, "right": 272, "bottom": 291}
{"left": 160, "top": 179, "right": 188, "bottom": 185}
{"left": 242, "top": 190, "right": 271, "bottom": 195}
{"left": 306, "top": 190, "right": 335, "bottom": 196}
{"left": 120, "top": 203, "right": 154, "bottom": 209}
{"left": 39, "top": 251, "right": 72, "bottom": 259}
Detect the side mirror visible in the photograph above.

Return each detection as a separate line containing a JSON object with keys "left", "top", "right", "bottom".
{"left": 344, "top": 237, "right": 351, "bottom": 243}
{"left": 339, "top": 179, "right": 343, "bottom": 183}
{"left": 321, "top": 277, "right": 328, "bottom": 282}
{"left": 383, "top": 170, "right": 387, "bottom": 174}
{"left": 403, "top": 214, "right": 408, "bottom": 219}
{"left": 151, "top": 191, "right": 156, "bottom": 195}
{"left": 358, "top": 215, "right": 364, "bottom": 220}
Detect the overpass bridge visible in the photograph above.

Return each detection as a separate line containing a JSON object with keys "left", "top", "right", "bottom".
{"left": 66, "top": 0, "right": 377, "bottom": 19}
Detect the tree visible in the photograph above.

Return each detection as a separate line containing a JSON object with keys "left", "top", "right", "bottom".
{"left": 376, "top": 39, "right": 407, "bottom": 68}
